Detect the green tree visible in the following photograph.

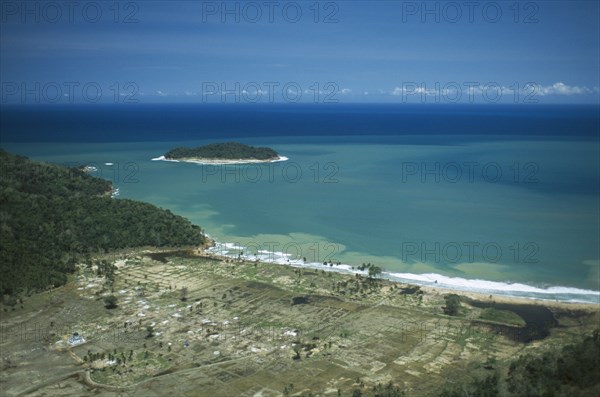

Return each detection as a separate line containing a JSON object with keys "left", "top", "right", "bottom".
{"left": 368, "top": 265, "right": 382, "bottom": 279}
{"left": 180, "top": 287, "right": 188, "bottom": 302}
{"left": 145, "top": 325, "right": 154, "bottom": 338}
{"left": 443, "top": 294, "right": 461, "bottom": 316}
{"left": 104, "top": 295, "right": 118, "bottom": 309}
{"left": 372, "top": 381, "right": 406, "bottom": 397}
{"left": 292, "top": 347, "right": 301, "bottom": 360}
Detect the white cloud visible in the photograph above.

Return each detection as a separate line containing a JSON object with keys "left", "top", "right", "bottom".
{"left": 388, "top": 82, "right": 597, "bottom": 98}
{"left": 340, "top": 88, "right": 352, "bottom": 95}
{"left": 391, "top": 85, "right": 442, "bottom": 96}
{"left": 535, "top": 82, "right": 595, "bottom": 96}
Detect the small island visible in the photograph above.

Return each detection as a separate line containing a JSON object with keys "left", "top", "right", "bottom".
{"left": 154, "top": 142, "right": 287, "bottom": 165}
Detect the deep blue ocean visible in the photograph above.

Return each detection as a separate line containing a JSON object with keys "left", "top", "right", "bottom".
{"left": 1, "top": 104, "right": 599, "bottom": 302}
{"left": 2, "top": 103, "right": 599, "bottom": 142}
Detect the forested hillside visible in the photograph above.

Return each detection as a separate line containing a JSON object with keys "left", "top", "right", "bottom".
{"left": 0, "top": 149, "right": 205, "bottom": 297}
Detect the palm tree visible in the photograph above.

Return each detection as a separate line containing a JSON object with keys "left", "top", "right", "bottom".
{"left": 368, "top": 265, "right": 382, "bottom": 279}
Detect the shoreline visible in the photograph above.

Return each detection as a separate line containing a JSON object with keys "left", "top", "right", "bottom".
{"left": 201, "top": 239, "right": 599, "bottom": 307}
{"left": 151, "top": 155, "right": 289, "bottom": 165}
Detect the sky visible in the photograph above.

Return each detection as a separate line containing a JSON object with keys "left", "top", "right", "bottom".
{"left": 1, "top": 0, "right": 599, "bottom": 104}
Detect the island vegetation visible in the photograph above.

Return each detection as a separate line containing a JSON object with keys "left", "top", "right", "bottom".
{"left": 164, "top": 142, "right": 279, "bottom": 160}
{"left": 0, "top": 149, "right": 205, "bottom": 298}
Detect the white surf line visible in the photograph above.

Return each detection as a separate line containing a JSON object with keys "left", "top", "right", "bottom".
{"left": 205, "top": 239, "right": 600, "bottom": 304}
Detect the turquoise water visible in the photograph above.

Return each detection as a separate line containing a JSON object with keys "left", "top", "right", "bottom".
{"left": 3, "top": 135, "right": 599, "bottom": 302}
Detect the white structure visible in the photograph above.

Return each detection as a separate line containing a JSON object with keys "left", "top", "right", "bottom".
{"left": 67, "top": 332, "right": 86, "bottom": 346}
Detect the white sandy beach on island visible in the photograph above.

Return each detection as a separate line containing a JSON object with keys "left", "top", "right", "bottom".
{"left": 151, "top": 155, "right": 289, "bottom": 165}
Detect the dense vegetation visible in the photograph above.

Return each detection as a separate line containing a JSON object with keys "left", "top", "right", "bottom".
{"left": 165, "top": 142, "right": 279, "bottom": 160}
{"left": 437, "top": 330, "right": 600, "bottom": 397}
{"left": 0, "top": 149, "right": 205, "bottom": 297}
{"left": 443, "top": 294, "right": 461, "bottom": 315}
{"left": 506, "top": 329, "right": 600, "bottom": 396}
